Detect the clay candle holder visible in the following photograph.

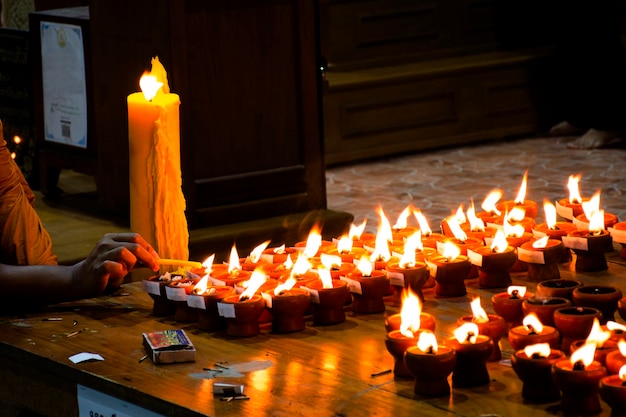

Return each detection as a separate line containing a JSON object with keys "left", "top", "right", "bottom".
{"left": 186, "top": 281, "right": 236, "bottom": 331}
{"left": 609, "top": 222, "right": 626, "bottom": 260}
{"left": 218, "top": 270, "right": 268, "bottom": 337}
{"left": 533, "top": 200, "right": 578, "bottom": 263}
{"left": 553, "top": 306, "right": 603, "bottom": 351}
{"left": 573, "top": 285, "right": 623, "bottom": 324}
{"left": 556, "top": 175, "right": 586, "bottom": 220}
{"left": 491, "top": 285, "right": 534, "bottom": 330}
{"left": 260, "top": 244, "right": 297, "bottom": 264}
{"left": 385, "top": 329, "right": 421, "bottom": 379}
{"left": 324, "top": 235, "right": 368, "bottom": 264}
{"left": 263, "top": 278, "right": 311, "bottom": 333}
{"left": 404, "top": 331, "right": 456, "bottom": 397}
{"left": 563, "top": 228, "right": 614, "bottom": 272}
{"left": 341, "top": 257, "right": 389, "bottom": 314}
{"left": 575, "top": 211, "right": 620, "bottom": 230}
{"left": 511, "top": 343, "right": 566, "bottom": 403}
{"left": 600, "top": 366, "right": 626, "bottom": 417}
{"left": 427, "top": 242, "right": 472, "bottom": 297}
{"left": 304, "top": 267, "right": 350, "bottom": 325}
{"left": 569, "top": 318, "right": 618, "bottom": 367}
{"left": 535, "top": 279, "right": 583, "bottom": 301}
{"left": 447, "top": 322, "right": 493, "bottom": 388}
{"left": 508, "top": 313, "right": 560, "bottom": 351}
{"left": 385, "top": 259, "right": 430, "bottom": 304}
{"left": 517, "top": 237, "right": 565, "bottom": 282}
{"left": 467, "top": 229, "right": 517, "bottom": 289}
{"left": 552, "top": 342, "right": 608, "bottom": 416}
{"left": 142, "top": 273, "right": 180, "bottom": 317}
{"left": 522, "top": 296, "right": 572, "bottom": 327}
{"left": 457, "top": 297, "right": 506, "bottom": 361}
{"left": 165, "top": 279, "right": 199, "bottom": 323}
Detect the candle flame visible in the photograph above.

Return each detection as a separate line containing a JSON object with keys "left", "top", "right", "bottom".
{"left": 441, "top": 241, "right": 461, "bottom": 261}
{"left": 282, "top": 254, "right": 294, "bottom": 270}
{"left": 202, "top": 254, "right": 215, "bottom": 274}
{"left": 470, "top": 297, "right": 489, "bottom": 323}
{"left": 503, "top": 213, "right": 525, "bottom": 238}
{"left": 532, "top": 236, "right": 549, "bottom": 249}
{"left": 588, "top": 209, "right": 605, "bottom": 234}
{"left": 320, "top": 253, "right": 342, "bottom": 270}
{"left": 303, "top": 224, "right": 323, "bottom": 258}
{"left": 417, "top": 330, "right": 439, "bottom": 354}
{"left": 620, "top": 365, "right": 626, "bottom": 381}
{"left": 392, "top": 205, "right": 412, "bottom": 230}
{"left": 570, "top": 341, "right": 596, "bottom": 369}
{"left": 607, "top": 321, "right": 626, "bottom": 332}
{"left": 467, "top": 199, "right": 485, "bottom": 232}
{"left": 317, "top": 265, "right": 333, "bottom": 289}
{"left": 568, "top": 174, "right": 583, "bottom": 204}
{"left": 399, "top": 289, "right": 422, "bottom": 338}
{"left": 399, "top": 232, "right": 421, "bottom": 268}
{"left": 248, "top": 240, "right": 270, "bottom": 264}
{"left": 413, "top": 209, "right": 433, "bottom": 236}
{"left": 192, "top": 274, "right": 212, "bottom": 294}
{"left": 446, "top": 215, "right": 468, "bottom": 242}
{"left": 524, "top": 342, "right": 551, "bottom": 358}
{"left": 139, "top": 74, "right": 163, "bottom": 101}
{"left": 273, "top": 244, "right": 286, "bottom": 254}
{"left": 292, "top": 253, "right": 312, "bottom": 277}
{"left": 522, "top": 313, "right": 544, "bottom": 333}
{"left": 336, "top": 235, "right": 353, "bottom": 254}
{"left": 228, "top": 244, "right": 242, "bottom": 274}
{"left": 454, "top": 322, "right": 480, "bottom": 344}
{"left": 349, "top": 219, "right": 367, "bottom": 240}
{"left": 274, "top": 276, "right": 297, "bottom": 295}
{"left": 507, "top": 206, "right": 527, "bottom": 223}
{"left": 514, "top": 170, "right": 529, "bottom": 204}
{"left": 544, "top": 200, "right": 558, "bottom": 230}
{"left": 482, "top": 189, "right": 503, "bottom": 216}
{"left": 508, "top": 285, "right": 527, "bottom": 298}
{"left": 582, "top": 191, "right": 601, "bottom": 220}
{"left": 490, "top": 229, "right": 509, "bottom": 253}
{"left": 586, "top": 318, "right": 611, "bottom": 348}
{"left": 356, "top": 256, "right": 373, "bottom": 276}
{"left": 239, "top": 268, "right": 267, "bottom": 300}
{"left": 454, "top": 204, "right": 467, "bottom": 225}
{"left": 370, "top": 207, "right": 393, "bottom": 262}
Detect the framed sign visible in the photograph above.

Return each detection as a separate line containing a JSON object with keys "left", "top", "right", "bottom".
{"left": 40, "top": 20, "right": 87, "bottom": 148}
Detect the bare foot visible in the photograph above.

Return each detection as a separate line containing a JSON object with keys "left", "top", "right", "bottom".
{"left": 549, "top": 121, "right": 586, "bottom": 136}
{"left": 567, "top": 129, "right": 622, "bottom": 149}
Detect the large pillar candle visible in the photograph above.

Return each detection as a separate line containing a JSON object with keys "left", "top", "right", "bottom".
{"left": 127, "top": 57, "right": 188, "bottom": 264}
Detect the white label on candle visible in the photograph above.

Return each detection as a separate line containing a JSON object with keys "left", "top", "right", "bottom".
{"left": 425, "top": 260, "right": 438, "bottom": 277}
{"left": 562, "top": 235, "right": 590, "bottom": 250}
{"left": 466, "top": 249, "right": 483, "bottom": 267}
{"left": 532, "top": 229, "right": 547, "bottom": 238}
{"left": 217, "top": 302, "right": 236, "bottom": 318}
{"left": 261, "top": 292, "right": 272, "bottom": 308}
{"left": 340, "top": 276, "right": 362, "bottom": 294}
{"left": 165, "top": 286, "right": 187, "bottom": 301}
{"left": 608, "top": 227, "right": 626, "bottom": 244}
{"left": 572, "top": 216, "right": 588, "bottom": 231}
{"left": 435, "top": 240, "right": 446, "bottom": 255}
{"left": 484, "top": 236, "right": 494, "bottom": 247}
{"left": 486, "top": 222, "right": 504, "bottom": 231}
{"left": 517, "top": 246, "right": 546, "bottom": 264}
{"left": 186, "top": 294, "right": 206, "bottom": 310}
{"left": 209, "top": 277, "right": 226, "bottom": 286}
{"left": 302, "top": 286, "right": 320, "bottom": 304}
{"left": 386, "top": 270, "right": 405, "bottom": 286}
{"left": 142, "top": 280, "right": 161, "bottom": 296}
{"left": 555, "top": 201, "right": 574, "bottom": 220}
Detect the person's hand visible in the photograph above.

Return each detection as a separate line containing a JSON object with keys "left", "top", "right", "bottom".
{"left": 71, "top": 233, "right": 160, "bottom": 297}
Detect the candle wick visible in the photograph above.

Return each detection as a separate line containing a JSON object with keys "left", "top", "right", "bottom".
{"left": 531, "top": 353, "right": 542, "bottom": 359}
{"left": 554, "top": 225, "right": 561, "bottom": 230}
{"left": 527, "top": 325, "right": 537, "bottom": 335}
{"left": 573, "top": 361, "right": 585, "bottom": 371}
{"left": 427, "top": 346, "right": 435, "bottom": 354}
{"left": 466, "top": 331, "right": 475, "bottom": 343}
{"left": 510, "top": 290, "right": 519, "bottom": 299}
{"left": 622, "top": 380, "right": 626, "bottom": 387}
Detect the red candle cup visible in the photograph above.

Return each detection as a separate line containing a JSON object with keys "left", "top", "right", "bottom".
{"left": 511, "top": 346, "right": 566, "bottom": 403}
{"left": 187, "top": 285, "right": 236, "bottom": 331}
{"left": 437, "top": 237, "right": 483, "bottom": 279}
{"left": 260, "top": 246, "right": 297, "bottom": 264}
{"left": 467, "top": 245, "right": 517, "bottom": 289}
{"left": 264, "top": 287, "right": 311, "bottom": 333}
{"left": 341, "top": 269, "right": 389, "bottom": 314}
{"left": 533, "top": 222, "right": 578, "bottom": 263}
{"left": 427, "top": 254, "right": 472, "bottom": 297}
{"left": 491, "top": 287, "right": 534, "bottom": 330}
{"left": 456, "top": 314, "right": 506, "bottom": 362}
{"left": 447, "top": 334, "right": 493, "bottom": 388}
{"left": 600, "top": 374, "right": 626, "bottom": 417}
{"left": 573, "top": 285, "right": 623, "bottom": 324}
{"left": 563, "top": 229, "right": 614, "bottom": 272}
{"left": 522, "top": 296, "right": 572, "bottom": 327}
{"left": 404, "top": 343, "right": 456, "bottom": 397}
{"left": 517, "top": 239, "right": 565, "bottom": 282}
{"left": 218, "top": 294, "right": 267, "bottom": 337}
{"left": 570, "top": 339, "right": 618, "bottom": 368}
{"left": 509, "top": 322, "right": 560, "bottom": 351}
{"left": 552, "top": 358, "right": 607, "bottom": 415}
{"left": 210, "top": 267, "right": 251, "bottom": 287}
{"left": 609, "top": 222, "right": 626, "bottom": 260}
{"left": 165, "top": 279, "right": 199, "bottom": 323}
{"left": 304, "top": 279, "right": 350, "bottom": 325}
{"left": 385, "top": 330, "right": 422, "bottom": 379}
{"left": 384, "top": 260, "right": 430, "bottom": 304}
{"left": 323, "top": 246, "right": 368, "bottom": 264}
{"left": 575, "top": 212, "right": 620, "bottom": 230}
{"left": 553, "top": 307, "right": 603, "bottom": 352}
{"left": 536, "top": 279, "right": 583, "bottom": 301}
{"left": 420, "top": 232, "right": 446, "bottom": 249}
{"left": 496, "top": 199, "right": 539, "bottom": 221}
{"left": 556, "top": 197, "right": 585, "bottom": 220}
{"left": 384, "top": 312, "right": 436, "bottom": 334}
{"left": 142, "top": 274, "right": 178, "bottom": 317}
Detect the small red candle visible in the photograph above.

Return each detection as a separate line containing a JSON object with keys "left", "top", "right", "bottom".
{"left": 186, "top": 275, "right": 236, "bottom": 331}
{"left": 341, "top": 256, "right": 389, "bottom": 314}
{"left": 553, "top": 306, "right": 603, "bottom": 352}
{"left": 535, "top": 279, "right": 583, "bottom": 300}
{"left": 447, "top": 322, "right": 493, "bottom": 388}
{"left": 517, "top": 237, "right": 565, "bottom": 282}
{"left": 522, "top": 296, "right": 571, "bottom": 327}
{"left": 218, "top": 269, "right": 268, "bottom": 337}
{"left": 467, "top": 230, "right": 517, "bottom": 289}
{"left": 165, "top": 278, "right": 200, "bottom": 323}
{"left": 323, "top": 235, "right": 368, "bottom": 263}
{"left": 491, "top": 285, "right": 534, "bottom": 329}
{"left": 457, "top": 297, "right": 506, "bottom": 361}
{"left": 599, "top": 365, "right": 626, "bottom": 417}
{"left": 495, "top": 170, "right": 539, "bottom": 219}
{"left": 427, "top": 242, "right": 471, "bottom": 297}
{"left": 303, "top": 266, "right": 350, "bottom": 325}
{"left": 508, "top": 312, "right": 560, "bottom": 351}
{"left": 511, "top": 343, "right": 566, "bottom": 403}
{"left": 239, "top": 240, "right": 271, "bottom": 271}
{"left": 573, "top": 285, "right": 622, "bottom": 324}
{"left": 555, "top": 174, "right": 586, "bottom": 220}
{"left": 262, "top": 277, "right": 310, "bottom": 333}
{"left": 260, "top": 244, "right": 297, "bottom": 264}
{"left": 563, "top": 227, "right": 614, "bottom": 272}
{"left": 385, "top": 232, "right": 430, "bottom": 303}
{"left": 552, "top": 342, "right": 608, "bottom": 415}
{"left": 569, "top": 317, "right": 618, "bottom": 367}
{"left": 404, "top": 331, "right": 456, "bottom": 397}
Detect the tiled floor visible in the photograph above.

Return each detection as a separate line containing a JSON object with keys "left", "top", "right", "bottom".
{"left": 36, "top": 134, "right": 626, "bottom": 263}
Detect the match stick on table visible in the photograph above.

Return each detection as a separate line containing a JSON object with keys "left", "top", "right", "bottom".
{"left": 157, "top": 259, "right": 204, "bottom": 269}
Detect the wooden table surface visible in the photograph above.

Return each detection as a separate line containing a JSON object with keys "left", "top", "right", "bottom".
{"left": 1, "top": 252, "right": 626, "bottom": 417}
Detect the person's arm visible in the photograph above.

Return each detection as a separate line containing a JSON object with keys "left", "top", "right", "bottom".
{"left": 0, "top": 233, "right": 160, "bottom": 306}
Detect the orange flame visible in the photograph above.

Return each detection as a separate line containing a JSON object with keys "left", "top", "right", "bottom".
{"left": 446, "top": 215, "right": 468, "bottom": 242}
{"left": 470, "top": 297, "right": 489, "bottom": 323}
{"left": 336, "top": 235, "right": 353, "bottom": 254}
{"left": 228, "top": 245, "right": 242, "bottom": 274}
{"left": 273, "top": 244, "right": 287, "bottom": 254}
{"left": 417, "top": 331, "right": 439, "bottom": 354}
{"left": 567, "top": 174, "right": 583, "bottom": 204}
{"left": 393, "top": 206, "right": 412, "bottom": 230}
{"left": 503, "top": 213, "right": 525, "bottom": 238}
{"left": 507, "top": 206, "right": 527, "bottom": 223}
{"left": 442, "top": 241, "right": 461, "bottom": 261}
{"left": 619, "top": 339, "right": 626, "bottom": 357}
{"left": 413, "top": 209, "right": 433, "bottom": 236}
{"left": 524, "top": 342, "right": 551, "bottom": 358}
{"left": 274, "top": 276, "right": 297, "bottom": 295}
{"left": 239, "top": 268, "right": 267, "bottom": 300}
{"left": 586, "top": 318, "right": 611, "bottom": 348}
{"left": 607, "top": 321, "right": 626, "bottom": 332}
{"left": 317, "top": 265, "right": 333, "bottom": 289}
{"left": 490, "top": 229, "right": 509, "bottom": 253}
{"left": 514, "top": 170, "right": 529, "bottom": 204}
{"left": 399, "top": 232, "right": 421, "bottom": 268}
{"left": 588, "top": 210, "right": 605, "bottom": 234}
{"left": 139, "top": 73, "right": 163, "bottom": 101}
{"left": 570, "top": 342, "right": 596, "bottom": 369}
{"left": 482, "top": 189, "right": 503, "bottom": 216}
{"left": 467, "top": 199, "right": 485, "bottom": 232}
{"left": 202, "top": 254, "right": 215, "bottom": 274}
{"left": 620, "top": 364, "right": 626, "bottom": 381}
{"left": 532, "top": 236, "right": 549, "bottom": 249}
{"left": 192, "top": 274, "right": 212, "bottom": 294}
{"left": 248, "top": 240, "right": 270, "bottom": 263}
{"left": 356, "top": 256, "right": 373, "bottom": 276}
{"left": 303, "top": 224, "right": 323, "bottom": 258}
{"left": 522, "top": 313, "right": 544, "bottom": 334}
{"left": 399, "top": 289, "right": 422, "bottom": 338}
{"left": 292, "top": 253, "right": 312, "bottom": 277}
{"left": 320, "top": 253, "right": 342, "bottom": 270}
{"left": 454, "top": 322, "right": 480, "bottom": 344}
{"left": 349, "top": 219, "right": 367, "bottom": 240}
{"left": 544, "top": 200, "right": 558, "bottom": 230}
